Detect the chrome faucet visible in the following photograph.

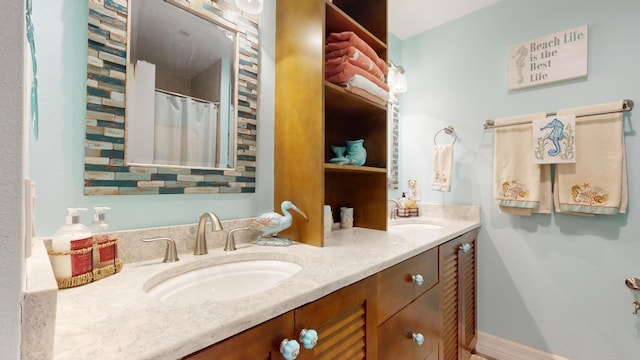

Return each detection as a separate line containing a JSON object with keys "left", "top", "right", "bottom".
{"left": 194, "top": 212, "right": 223, "bottom": 255}
{"left": 388, "top": 199, "right": 401, "bottom": 219}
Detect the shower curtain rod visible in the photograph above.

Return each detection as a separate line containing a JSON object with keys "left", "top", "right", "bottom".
{"left": 155, "top": 88, "right": 220, "bottom": 106}
{"left": 483, "top": 99, "right": 634, "bottom": 129}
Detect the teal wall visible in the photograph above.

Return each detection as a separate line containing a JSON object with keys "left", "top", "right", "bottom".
{"left": 30, "top": 0, "right": 275, "bottom": 235}
{"left": 396, "top": 0, "right": 640, "bottom": 358}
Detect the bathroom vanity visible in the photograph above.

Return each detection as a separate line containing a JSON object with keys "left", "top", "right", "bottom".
{"left": 184, "top": 225, "right": 478, "bottom": 360}
{"left": 23, "top": 205, "right": 480, "bottom": 359}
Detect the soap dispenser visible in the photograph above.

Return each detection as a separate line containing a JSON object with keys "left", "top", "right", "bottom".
{"left": 50, "top": 208, "right": 94, "bottom": 281}
{"left": 90, "top": 206, "right": 119, "bottom": 273}
{"left": 398, "top": 192, "right": 408, "bottom": 208}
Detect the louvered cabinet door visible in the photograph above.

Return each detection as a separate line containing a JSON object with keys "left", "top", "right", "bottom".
{"left": 440, "top": 230, "right": 478, "bottom": 360}
{"left": 183, "top": 311, "right": 294, "bottom": 360}
{"left": 294, "top": 276, "right": 377, "bottom": 360}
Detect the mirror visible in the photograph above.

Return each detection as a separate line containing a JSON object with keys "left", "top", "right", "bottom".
{"left": 84, "top": 0, "right": 259, "bottom": 195}
{"left": 388, "top": 93, "right": 399, "bottom": 190}
{"left": 127, "top": 0, "right": 237, "bottom": 169}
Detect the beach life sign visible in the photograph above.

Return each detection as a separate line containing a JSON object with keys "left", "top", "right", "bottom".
{"left": 508, "top": 25, "right": 588, "bottom": 90}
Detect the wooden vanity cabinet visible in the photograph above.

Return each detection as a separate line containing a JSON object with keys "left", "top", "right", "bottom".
{"left": 376, "top": 248, "right": 441, "bottom": 360}
{"left": 295, "top": 276, "right": 377, "bottom": 359}
{"left": 275, "top": 0, "right": 389, "bottom": 247}
{"left": 183, "top": 230, "right": 479, "bottom": 359}
{"left": 184, "top": 276, "right": 377, "bottom": 360}
{"left": 439, "top": 229, "right": 479, "bottom": 360}
{"left": 183, "top": 311, "right": 295, "bottom": 359}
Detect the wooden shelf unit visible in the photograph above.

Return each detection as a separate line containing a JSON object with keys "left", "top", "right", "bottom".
{"left": 275, "top": 0, "right": 389, "bottom": 246}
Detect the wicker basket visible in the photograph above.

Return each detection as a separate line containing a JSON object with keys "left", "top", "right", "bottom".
{"left": 45, "top": 238, "right": 122, "bottom": 289}
{"left": 396, "top": 208, "right": 419, "bottom": 217}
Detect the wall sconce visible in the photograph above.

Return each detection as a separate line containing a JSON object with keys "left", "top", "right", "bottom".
{"left": 388, "top": 60, "right": 407, "bottom": 94}
{"left": 235, "top": 0, "right": 263, "bottom": 14}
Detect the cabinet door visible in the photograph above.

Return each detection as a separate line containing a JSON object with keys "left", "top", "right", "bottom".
{"left": 183, "top": 311, "right": 294, "bottom": 360}
{"left": 294, "top": 276, "right": 377, "bottom": 360}
{"left": 440, "top": 230, "right": 478, "bottom": 360}
{"left": 378, "top": 285, "right": 441, "bottom": 360}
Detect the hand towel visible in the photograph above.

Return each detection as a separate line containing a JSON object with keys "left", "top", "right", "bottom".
{"left": 554, "top": 101, "right": 627, "bottom": 215}
{"left": 432, "top": 144, "right": 453, "bottom": 192}
{"left": 493, "top": 113, "right": 552, "bottom": 215}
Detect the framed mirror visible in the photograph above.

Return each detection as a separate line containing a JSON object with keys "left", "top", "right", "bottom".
{"left": 84, "top": 0, "right": 259, "bottom": 195}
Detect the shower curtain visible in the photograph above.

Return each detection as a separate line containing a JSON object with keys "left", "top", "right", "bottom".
{"left": 153, "top": 91, "right": 218, "bottom": 168}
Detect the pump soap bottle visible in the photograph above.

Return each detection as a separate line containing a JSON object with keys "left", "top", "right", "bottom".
{"left": 90, "top": 207, "right": 120, "bottom": 275}
{"left": 50, "top": 208, "right": 94, "bottom": 281}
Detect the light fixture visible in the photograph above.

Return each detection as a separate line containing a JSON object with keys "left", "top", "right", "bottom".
{"left": 235, "top": 0, "right": 263, "bottom": 14}
{"left": 388, "top": 60, "right": 407, "bottom": 94}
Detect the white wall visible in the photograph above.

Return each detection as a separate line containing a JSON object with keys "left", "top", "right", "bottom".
{"left": 30, "top": 0, "right": 275, "bottom": 236}
{"left": 0, "top": 1, "right": 25, "bottom": 358}
{"left": 397, "top": 0, "right": 640, "bottom": 358}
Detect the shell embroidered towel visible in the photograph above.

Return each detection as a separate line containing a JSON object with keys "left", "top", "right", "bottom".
{"left": 432, "top": 144, "right": 453, "bottom": 192}
{"left": 554, "top": 100, "right": 627, "bottom": 215}
{"left": 493, "top": 113, "right": 552, "bottom": 215}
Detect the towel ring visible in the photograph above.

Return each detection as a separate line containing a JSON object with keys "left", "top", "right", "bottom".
{"left": 434, "top": 126, "right": 457, "bottom": 145}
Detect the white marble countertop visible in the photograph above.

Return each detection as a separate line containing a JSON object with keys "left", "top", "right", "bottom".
{"left": 43, "top": 209, "right": 479, "bottom": 359}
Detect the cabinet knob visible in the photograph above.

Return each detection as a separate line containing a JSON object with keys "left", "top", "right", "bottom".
{"left": 412, "top": 332, "right": 425, "bottom": 346}
{"left": 280, "top": 339, "right": 300, "bottom": 360}
{"left": 299, "top": 328, "right": 319, "bottom": 349}
{"left": 412, "top": 274, "right": 424, "bottom": 286}
{"left": 459, "top": 243, "right": 471, "bottom": 253}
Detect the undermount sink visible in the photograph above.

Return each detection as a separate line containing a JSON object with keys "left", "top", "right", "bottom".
{"left": 390, "top": 219, "right": 444, "bottom": 230}
{"left": 144, "top": 258, "right": 303, "bottom": 303}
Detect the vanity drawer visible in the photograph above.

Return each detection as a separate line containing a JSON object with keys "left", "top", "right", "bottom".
{"left": 377, "top": 247, "right": 438, "bottom": 325}
{"left": 377, "top": 285, "right": 440, "bottom": 360}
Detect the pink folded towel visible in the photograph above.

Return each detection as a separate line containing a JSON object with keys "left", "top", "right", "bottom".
{"left": 325, "top": 31, "right": 388, "bottom": 75}
{"left": 325, "top": 62, "right": 390, "bottom": 92}
{"left": 325, "top": 46, "right": 385, "bottom": 81}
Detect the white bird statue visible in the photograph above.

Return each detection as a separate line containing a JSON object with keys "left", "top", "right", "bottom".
{"left": 251, "top": 200, "right": 309, "bottom": 246}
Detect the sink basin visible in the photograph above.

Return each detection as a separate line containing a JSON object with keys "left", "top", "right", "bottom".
{"left": 392, "top": 223, "right": 443, "bottom": 230}
{"left": 145, "top": 259, "right": 302, "bottom": 303}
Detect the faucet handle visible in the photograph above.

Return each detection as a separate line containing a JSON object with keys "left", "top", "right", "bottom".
{"left": 141, "top": 237, "right": 179, "bottom": 263}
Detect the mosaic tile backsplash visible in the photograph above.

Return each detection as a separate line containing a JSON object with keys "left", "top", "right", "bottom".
{"left": 84, "top": 0, "right": 259, "bottom": 195}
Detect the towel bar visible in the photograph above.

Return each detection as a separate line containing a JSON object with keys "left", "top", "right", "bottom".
{"left": 483, "top": 99, "right": 634, "bottom": 129}
{"left": 434, "top": 125, "right": 457, "bottom": 145}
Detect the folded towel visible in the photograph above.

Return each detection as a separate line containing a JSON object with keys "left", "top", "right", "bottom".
{"left": 325, "top": 46, "right": 386, "bottom": 82}
{"left": 325, "top": 31, "right": 388, "bottom": 75}
{"left": 493, "top": 113, "right": 552, "bottom": 215}
{"left": 432, "top": 144, "right": 453, "bottom": 191}
{"left": 554, "top": 101, "right": 627, "bottom": 215}
{"left": 325, "top": 62, "right": 390, "bottom": 92}
{"left": 338, "top": 74, "right": 389, "bottom": 105}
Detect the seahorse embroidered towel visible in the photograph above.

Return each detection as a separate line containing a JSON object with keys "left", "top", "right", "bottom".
{"left": 493, "top": 113, "right": 552, "bottom": 215}
{"left": 554, "top": 101, "right": 627, "bottom": 215}
{"left": 432, "top": 144, "right": 453, "bottom": 192}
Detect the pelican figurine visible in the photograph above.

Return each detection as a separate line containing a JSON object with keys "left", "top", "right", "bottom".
{"left": 251, "top": 200, "right": 309, "bottom": 246}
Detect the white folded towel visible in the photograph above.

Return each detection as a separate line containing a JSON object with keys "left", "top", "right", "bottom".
{"left": 493, "top": 113, "right": 552, "bottom": 215}
{"left": 554, "top": 101, "right": 627, "bottom": 215}
{"left": 432, "top": 144, "right": 453, "bottom": 192}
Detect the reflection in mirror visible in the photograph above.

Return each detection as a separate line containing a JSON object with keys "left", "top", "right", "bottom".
{"left": 127, "top": 0, "right": 237, "bottom": 169}
{"left": 84, "top": 0, "right": 259, "bottom": 195}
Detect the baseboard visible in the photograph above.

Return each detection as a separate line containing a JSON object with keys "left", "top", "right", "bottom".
{"left": 475, "top": 331, "right": 569, "bottom": 360}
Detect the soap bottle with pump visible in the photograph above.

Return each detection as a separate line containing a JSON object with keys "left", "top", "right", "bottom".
{"left": 90, "top": 206, "right": 119, "bottom": 274}
{"left": 50, "top": 208, "right": 94, "bottom": 281}
{"left": 398, "top": 192, "right": 408, "bottom": 208}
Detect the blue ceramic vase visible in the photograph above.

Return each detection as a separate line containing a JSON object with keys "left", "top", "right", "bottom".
{"left": 346, "top": 139, "right": 366, "bottom": 166}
